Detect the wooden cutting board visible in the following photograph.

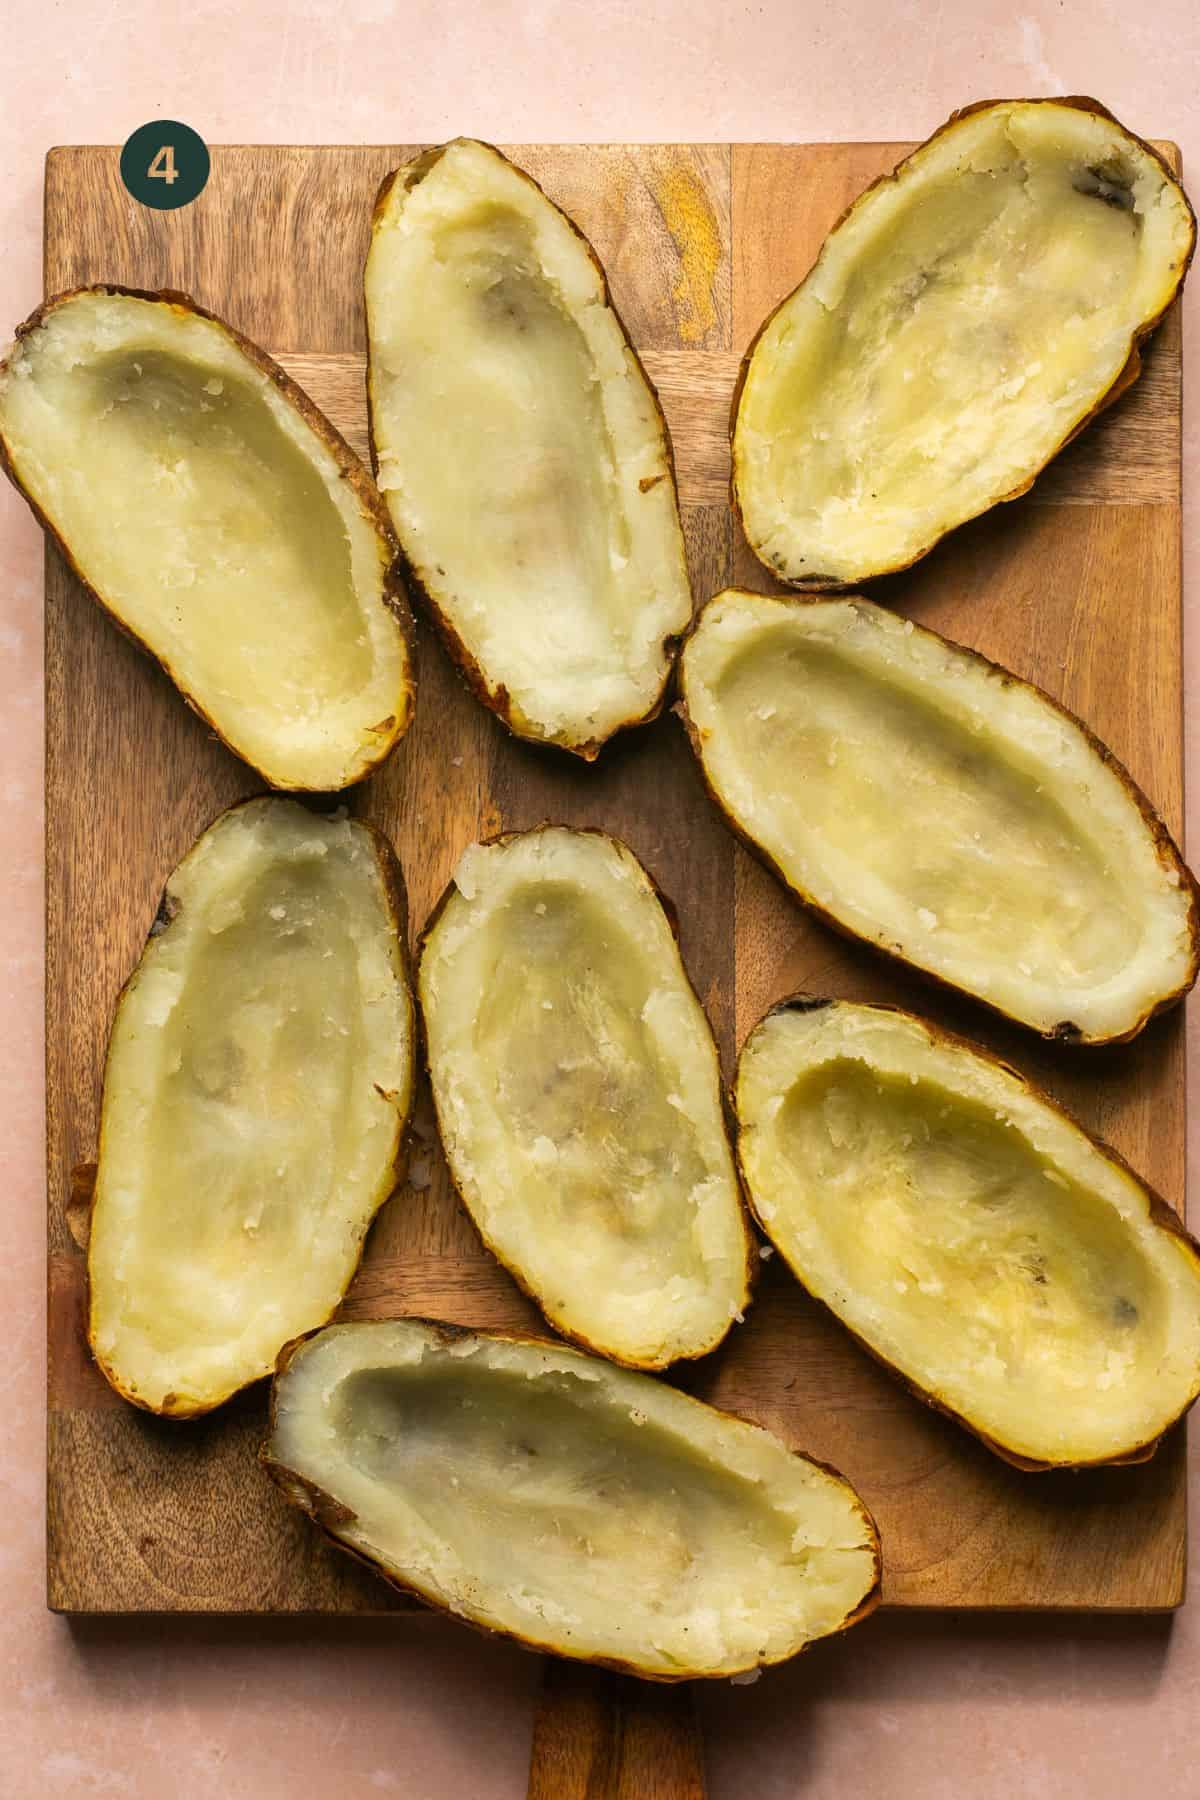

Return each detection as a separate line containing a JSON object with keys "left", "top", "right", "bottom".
{"left": 44, "top": 139, "right": 1187, "bottom": 1615}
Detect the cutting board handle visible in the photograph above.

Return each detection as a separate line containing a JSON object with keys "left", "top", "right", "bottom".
{"left": 527, "top": 1658, "right": 706, "bottom": 1799}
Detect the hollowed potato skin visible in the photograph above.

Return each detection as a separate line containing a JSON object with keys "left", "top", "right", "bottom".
{"left": 0, "top": 285, "right": 415, "bottom": 789}
{"left": 365, "top": 142, "right": 692, "bottom": 758}
{"left": 679, "top": 591, "right": 1200, "bottom": 1045}
{"left": 86, "top": 798, "right": 416, "bottom": 1417}
{"left": 735, "top": 996, "right": 1200, "bottom": 1470}
{"left": 416, "top": 825, "right": 755, "bottom": 1368}
{"left": 731, "top": 97, "right": 1196, "bottom": 589}
{"left": 263, "top": 1317, "right": 882, "bottom": 1678}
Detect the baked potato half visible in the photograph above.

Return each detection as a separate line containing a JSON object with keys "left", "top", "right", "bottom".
{"left": 365, "top": 139, "right": 691, "bottom": 757}
{"left": 733, "top": 98, "right": 1195, "bottom": 587}
{"left": 679, "top": 590, "right": 1199, "bottom": 1043}
{"left": 264, "top": 1318, "right": 881, "bottom": 1676}
{"left": 88, "top": 798, "right": 415, "bottom": 1416}
{"left": 418, "top": 827, "right": 751, "bottom": 1367}
{"left": 0, "top": 286, "right": 413, "bottom": 789}
{"left": 735, "top": 998, "right": 1200, "bottom": 1469}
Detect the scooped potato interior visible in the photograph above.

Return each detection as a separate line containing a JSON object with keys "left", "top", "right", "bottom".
{"left": 735, "top": 101, "right": 1195, "bottom": 585}
{"left": 737, "top": 1003, "right": 1200, "bottom": 1465}
{"left": 366, "top": 139, "right": 691, "bottom": 751}
{"left": 0, "top": 291, "right": 410, "bottom": 787}
{"left": 267, "top": 1321, "right": 879, "bottom": 1676}
{"left": 89, "top": 800, "right": 414, "bottom": 1414}
{"left": 420, "top": 830, "right": 748, "bottom": 1365}
{"left": 681, "top": 592, "right": 1197, "bottom": 1042}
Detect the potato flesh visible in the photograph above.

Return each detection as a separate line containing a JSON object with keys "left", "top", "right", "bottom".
{"left": 682, "top": 593, "right": 1195, "bottom": 1040}
{"left": 737, "top": 1005, "right": 1200, "bottom": 1465}
{"left": 420, "top": 830, "right": 748, "bottom": 1365}
{"left": 269, "top": 1321, "right": 878, "bottom": 1674}
{"left": 735, "top": 103, "right": 1195, "bottom": 584}
{"left": 89, "top": 801, "right": 413, "bottom": 1412}
{"left": 366, "top": 140, "right": 691, "bottom": 748}
{"left": 0, "top": 292, "right": 409, "bottom": 788}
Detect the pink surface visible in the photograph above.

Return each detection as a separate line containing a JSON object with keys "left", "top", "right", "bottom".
{"left": 3, "top": 3, "right": 1200, "bottom": 1795}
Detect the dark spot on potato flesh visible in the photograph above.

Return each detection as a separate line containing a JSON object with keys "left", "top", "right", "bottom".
{"left": 1073, "top": 161, "right": 1136, "bottom": 212}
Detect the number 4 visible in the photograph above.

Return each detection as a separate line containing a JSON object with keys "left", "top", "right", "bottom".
{"left": 148, "top": 144, "right": 178, "bottom": 185}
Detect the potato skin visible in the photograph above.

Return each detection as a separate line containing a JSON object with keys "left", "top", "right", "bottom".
{"left": 736, "top": 995, "right": 1200, "bottom": 1470}
{"left": 730, "top": 97, "right": 1197, "bottom": 590}
{"left": 365, "top": 145, "right": 691, "bottom": 760}
{"left": 414, "top": 823, "right": 757, "bottom": 1366}
{"left": 0, "top": 285, "right": 415, "bottom": 788}
{"left": 262, "top": 1316, "right": 883, "bottom": 1675}
{"left": 85, "top": 798, "right": 416, "bottom": 1418}
{"left": 678, "top": 592, "right": 1200, "bottom": 1045}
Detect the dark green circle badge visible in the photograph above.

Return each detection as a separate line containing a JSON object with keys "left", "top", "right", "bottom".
{"left": 120, "top": 122, "right": 210, "bottom": 210}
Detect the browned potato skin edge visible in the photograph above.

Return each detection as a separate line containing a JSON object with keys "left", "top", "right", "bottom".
{"left": 729, "top": 96, "right": 1198, "bottom": 590}
{"left": 0, "top": 285, "right": 416, "bottom": 788}
{"left": 260, "top": 1315, "right": 883, "bottom": 1678}
{"left": 414, "top": 823, "right": 757, "bottom": 1368}
{"left": 82, "top": 798, "right": 418, "bottom": 1418}
{"left": 736, "top": 994, "right": 1200, "bottom": 1471}
{"left": 364, "top": 144, "right": 692, "bottom": 760}
{"left": 678, "top": 592, "right": 1200, "bottom": 1045}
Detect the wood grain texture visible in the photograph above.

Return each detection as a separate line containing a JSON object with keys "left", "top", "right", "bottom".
{"left": 44, "top": 141, "right": 1186, "bottom": 1616}
{"left": 528, "top": 1663, "right": 705, "bottom": 1800}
